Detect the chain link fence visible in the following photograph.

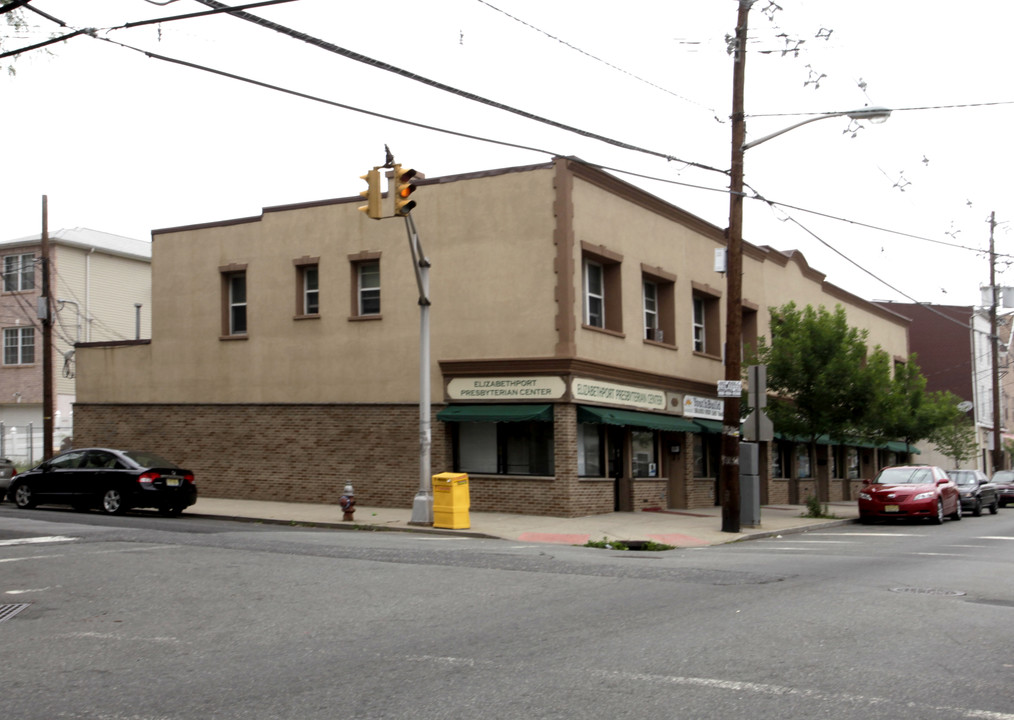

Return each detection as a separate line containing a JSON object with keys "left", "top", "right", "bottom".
{"left": 0, "top": 423, "right": 73, "bottom": 468}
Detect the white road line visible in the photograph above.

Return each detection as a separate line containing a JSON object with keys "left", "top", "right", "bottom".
{"left": 807, "top": 532, "right": 926, "bottom": 537}
{"left": 761, "top": 539, "right": 854, "bottom": 544}
{"left": 5, "top": 587, "right": 53, "bottom": 594}
{"left": 0, "top": 554, "right": 65, "bottom": 563}
{"left": 600, "top": 670, "right": 1014, "bottom": 720}
{"left": 979, "top": 536, "right": 1014, "bottom": 541}
{"left": 915, "top": 552, "right": 966, "bottom": 557}
{"left": 0, "top": 536, "right": 78, "bottom": 547}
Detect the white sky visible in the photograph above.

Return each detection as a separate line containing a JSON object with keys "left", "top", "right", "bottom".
{"left": 2, "top": 0, "right": 1011, "bottom": 308}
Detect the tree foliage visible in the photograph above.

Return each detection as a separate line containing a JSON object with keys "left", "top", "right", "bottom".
{"left": 753, "top": 302, "right": 889, "bottom": 444}
{"left": 929, "top": 414, "right": 979, "bottom": 468}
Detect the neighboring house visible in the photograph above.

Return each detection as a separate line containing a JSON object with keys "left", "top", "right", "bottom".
{"left": 874, "top": 301, "right": 1007, "bottom": 472}
{"left": 0, "top": 228, "right": 152, "bottom": 463}
{"left": 73, "top": 158, "right": 910, "bottom": 517}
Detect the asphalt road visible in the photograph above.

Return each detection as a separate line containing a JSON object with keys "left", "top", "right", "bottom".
{"left": 2, "top": 504, "right": 1013, "bottom": 720}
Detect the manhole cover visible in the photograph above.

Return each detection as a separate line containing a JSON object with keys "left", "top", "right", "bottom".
{"left": 0, "top": 603, "right": 30, "bottom": 623}
{"left": 890, "top": 587, "right": 966, "bottom": 597}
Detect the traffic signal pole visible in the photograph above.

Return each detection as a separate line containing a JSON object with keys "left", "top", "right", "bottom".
{"left": 358, "top": 156, "right": 432, "bottom": 525}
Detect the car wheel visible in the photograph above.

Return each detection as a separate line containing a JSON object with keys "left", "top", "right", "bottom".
{"left": 951, "top": 501, "right": 962, "bottom": 521}
{"left": 100, "top": 488, "right": 126, "bottom": 515}
{"left": 13, "top": 483, "right": 36, "bottom": 509}
{"left": 973, "top": 498, "right": 983, "bottom": 517}
{"left": 989, "top": 497, "right": 999, "bottom": 515}
{"left": 932, "top": 499, "right": 945, "bottom": 524}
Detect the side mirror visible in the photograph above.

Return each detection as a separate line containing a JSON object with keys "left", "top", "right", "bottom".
{"left": 938, "top": 478, "right": 950, "bottom": 486}
{"left": 862, "top": 478, "right": 871, "bottom": 485}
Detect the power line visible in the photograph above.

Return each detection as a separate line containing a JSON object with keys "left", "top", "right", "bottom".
{"left": 189, "top": 0, "right": 728, "bottom": 176}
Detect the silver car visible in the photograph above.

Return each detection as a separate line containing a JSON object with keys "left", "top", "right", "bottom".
{"left": 0, "top": 458, "right": 16, "bottom": 502}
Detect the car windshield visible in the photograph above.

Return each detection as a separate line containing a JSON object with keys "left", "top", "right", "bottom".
{"left": 875, "top": 467, "right": 934, "bottom": 485}
{"left": 123, "top": 451, "right": 179, "bottom": 469}
{"left": 948, "top": 471, "right": 977, "bottom": 486}
{"left": 993, "top": 471, "right": 1014, "bottom": 483}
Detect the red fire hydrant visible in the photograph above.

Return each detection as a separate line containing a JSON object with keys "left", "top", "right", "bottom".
{"left": 339, "top": 484, "right": 356, "bottom": 521}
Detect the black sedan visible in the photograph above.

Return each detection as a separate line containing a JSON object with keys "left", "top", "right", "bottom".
{"left": 991, "top": 470, "right": 1014, "bottom": 508}
{"left": 7, "top": 448, "right": 197, "bottom": 516}
{"left": 946, "top": 469, "right": 998, "bottom": 516}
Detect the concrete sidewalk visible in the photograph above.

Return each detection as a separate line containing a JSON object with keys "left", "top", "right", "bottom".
{"left": 190, "top": 497, "right": 860, "bottom": 548}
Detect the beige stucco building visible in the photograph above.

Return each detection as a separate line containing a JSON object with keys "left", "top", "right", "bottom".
{"left": 0, "top": 228, "right": 151, "bottom": 463}
{"left": 73, "top": 158, "right": 911, "bottom": 516}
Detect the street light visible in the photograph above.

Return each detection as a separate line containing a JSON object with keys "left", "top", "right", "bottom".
{"left": 721, "top": 2, "right": 891, "bottom": 533}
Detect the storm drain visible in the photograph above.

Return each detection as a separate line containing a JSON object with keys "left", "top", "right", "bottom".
{"left": 0, "top": 603, "right": 30, "bottom": 624}
{"left": 890, "top": 587, "right": 966, "bottom": 597}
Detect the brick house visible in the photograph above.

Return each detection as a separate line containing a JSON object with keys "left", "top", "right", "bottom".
{"left": 72, "top": 158, "right": 910, "bottom": 516}
{"left": 0, "top": 228, "right": 151, "bottom": 463}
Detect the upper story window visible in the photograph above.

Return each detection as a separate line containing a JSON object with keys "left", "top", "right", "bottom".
{"left": 691, "top": 282, "right": 721, "bottom": 357}
{"left": 219, "top": 263, "right": 248, "bottom": 338}
{"left": 642, "top": 264, "right": 676, "bottom": 346}
{"left": 358, "top": 261, "right": 380, "bottom": 315}
{"left": 585, "top": 261, "right": 605, "bottom": 328}
{"left": 581, "top": 242, "right": 623, "bottom": 335}
{"left": 293, "top": 256, "right": 320, "bottom": 318}
{"left": 3, "top": 327, "right": 35, "bottom": 365}
{"left": 3, "top": 253, "right": 35, "bottom": 292}
{"left": 349, "top": 251, "right": 382, "bottom": 320}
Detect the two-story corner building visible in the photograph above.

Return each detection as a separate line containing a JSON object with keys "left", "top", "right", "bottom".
{"left": 72, "top": 157, "right": 911, "bottom": 517}
{"left": 0, "top": 228, "right": 152, "bottom": 463}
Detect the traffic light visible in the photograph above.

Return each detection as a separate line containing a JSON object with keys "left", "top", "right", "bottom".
{"left": 392, "top": 163, "right": 417, "bottom": 216}
{"left": 358, "top": 168, "right": 382, "bottom": 219}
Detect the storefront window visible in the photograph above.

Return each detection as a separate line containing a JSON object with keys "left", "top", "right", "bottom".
{"left": 578, "top": 423, "right": 603, "bottom": 477}
{"left": 631, "top": 430, "right": 657, "bottom": 478}
{"left": 796, "top": 445, "right": 812, "bottom": 478}
{"left": 693, "top": 433, "right": 718, "bottom": 478}
{"left": 847, "top": 447, "right": 859, "bottom": 479}
{"left": 457, "top": 421, "right": 554, "bottom": 476}
{"left": 772, "top": 440, "right": 790, "bottom": 478}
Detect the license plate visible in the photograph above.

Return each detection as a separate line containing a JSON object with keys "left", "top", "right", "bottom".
{"left": 884, "top": 504, "right": 900, "bottom": 513}
{"left": 166, "top": 478, "right": 181, "bottom": 487}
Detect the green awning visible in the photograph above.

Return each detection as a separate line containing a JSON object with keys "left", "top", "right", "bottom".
{"left": 437, "top": 404, "right": 553, "bottom": 423}
{"left": 577, "top": 405, "right": 698, "bottom": 432}
{"left": 885, "top": 441, "right": 921, "bottom": 454}
{"left": 693, "top": 419, "right": 724, "bottom": 434}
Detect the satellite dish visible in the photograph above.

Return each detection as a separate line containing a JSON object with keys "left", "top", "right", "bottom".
{"left": 957, "top": 401, "right": 974, "bottom": 413}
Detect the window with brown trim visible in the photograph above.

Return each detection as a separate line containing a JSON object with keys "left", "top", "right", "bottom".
{"left": 581, "top": 243, "right": 622, "bottom": 334}
{"left": 691, "top": 283, "right": 721, "bottom": 356}
{"left": 642, "top": 264, "right": 676, "bottom": 346}
{"left": 348, "top": 251, "right": 382, "bottom": 320}
{"left": 293, "top": 256, "right": 320, "bottom": 318}
{"left": 219, "top": 263, "right": 248, "bottom": 338}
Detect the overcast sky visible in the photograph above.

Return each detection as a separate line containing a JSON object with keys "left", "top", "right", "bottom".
{"left": 2, "top": 0, "right": 1011, "bottom": 309}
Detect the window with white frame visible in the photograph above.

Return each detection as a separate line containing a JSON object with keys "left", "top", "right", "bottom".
{"left": 3, "top": 327, "right": 35, "bottom": 365}
{"left": 584, "top": 260, "right": 605, "bottom": 328}
{"left": 228, "top": 273, "right": 247, "bottom": 335}
{"left": 692, "top": 297, "right": 706, "bottom": 352}
{"left": 358, "top": 261, "right": 380, "bottom": 316}
{"left": 643, "top": 280, "right": 658, "bottom": 340}
{"left": 303, "top": 266, "right": 319, "bottom": 315}
{"left": 3, "top": 253, "right": 35, "bottom": 292}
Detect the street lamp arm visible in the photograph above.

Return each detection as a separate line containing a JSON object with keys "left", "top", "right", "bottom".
{"left": 742, "top": 106, "right": 892, "bottom": 151}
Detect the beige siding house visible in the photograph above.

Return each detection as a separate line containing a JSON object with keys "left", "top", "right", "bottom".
{"left": 0, "top": 228, "right": 151, "bottom": 462}
{"left": 73, "top": 158, "right": 911, "bottom": 517}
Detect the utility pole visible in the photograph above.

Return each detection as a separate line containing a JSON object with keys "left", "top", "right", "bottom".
{"left": 40, "top": 196, "right": 54, "bottom": 461}
{"left": 721, "top": 0, "right": 753, "bottom": 533}
{"left": 989, "top": 211, "right": 1003, "bottom": 472}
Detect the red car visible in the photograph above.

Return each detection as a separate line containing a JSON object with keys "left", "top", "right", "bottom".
{"left": 858, "top": 465, "right": 961, "bottom": 524}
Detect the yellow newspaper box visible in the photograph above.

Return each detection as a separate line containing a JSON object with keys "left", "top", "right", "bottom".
{"left": 432, "top": 472, "right": 470, "bottom": 529}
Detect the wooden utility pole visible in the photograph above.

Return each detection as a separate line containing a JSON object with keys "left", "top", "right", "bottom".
{"left": 41, "top": 196, "right": 54, "bottom": 460}
{"left": 721, "top": 1, "right": 753, "bottom": 533}
{"left": 989, "top": 211, "right": 1003, "bottom": 472}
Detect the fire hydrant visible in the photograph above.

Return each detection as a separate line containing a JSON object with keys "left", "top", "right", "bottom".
{"left": 338, "top": 484, "right": 356, "bottom": 521}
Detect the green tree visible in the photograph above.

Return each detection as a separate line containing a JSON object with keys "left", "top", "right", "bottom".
{"left": 929, "top": 414, "right": 979, "bottom": 468}
{"left": 754, "top": 302, "right": 891, "bottom": 500}
{"left": 2, "top": 1, "right": 29, "bottom": 76}
{"left": 870, "top": 355, "right": 965, "bottom": 453}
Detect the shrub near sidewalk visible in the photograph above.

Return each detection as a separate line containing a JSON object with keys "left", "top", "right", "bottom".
{"left": 583, "top": 537, "right": 675, "bottom": 551}
{"left": 803, "top": 495, "right": 839, "bottom": 519}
